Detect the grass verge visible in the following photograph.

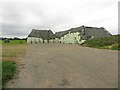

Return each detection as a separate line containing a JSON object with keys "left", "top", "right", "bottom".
{"left": 2, "top": 61, "right": 16, "bottom": 85}
{"left": 83, "top": 35, "right": 120, "bottom": 50}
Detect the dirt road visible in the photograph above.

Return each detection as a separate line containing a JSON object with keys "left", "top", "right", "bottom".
{"left": 4, "top": 43, "right": 118, "bottom": 88}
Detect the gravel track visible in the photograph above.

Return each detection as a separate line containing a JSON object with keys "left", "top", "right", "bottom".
{"left": 4, "top": 43, "right": 118, "bottom": 88}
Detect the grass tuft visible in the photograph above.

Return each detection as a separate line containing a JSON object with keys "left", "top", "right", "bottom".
{"left": 2, "top": 61, "right": 16, "bottom": 85}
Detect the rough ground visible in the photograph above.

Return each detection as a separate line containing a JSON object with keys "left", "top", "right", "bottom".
{"left": 4, "top": 43, "right": 118, "bottom": 88}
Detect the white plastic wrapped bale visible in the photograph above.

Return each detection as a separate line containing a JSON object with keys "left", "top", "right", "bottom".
{"left": 54, "top": 38, "right": 59, "bottom": 43}
{"left": 27, "top": 37, "right": 32, "bottom": 44}
{"left": 59, "top": 37, "right": 64, "bottom": 43}
{"left": 31, "top": 37, "right": 36, "bottom": 44}
{"left": 44, "top": 40, "right": 48, "bottom": 43}
{"left": 63, "top": 32, "right": 80, "bottom": 44}
{"left": 73, "top": 32, "right": 81, "bottom": 44}
{"left": 49, "top": 39, "right": 54, "bottom": 43}
{"left": 35, "top": 38, "right": 40, "bottom": 44}
{"left": 39, "top": 38, "right": 43, "bottom": 43}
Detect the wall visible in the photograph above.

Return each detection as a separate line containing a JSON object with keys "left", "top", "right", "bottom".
{"left": 27, "top": 32, "right": 86, "bottom": 44}
{"left": 59, "top": 32, "right": 86, "bottom": 44}
{"left": 27, "top": 37, "right": 32, "bottom": 43}
{"left": 27, "top": 37, "right": 43, "bottom": 43}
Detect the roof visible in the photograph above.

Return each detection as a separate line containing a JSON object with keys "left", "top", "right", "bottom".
{"left": 28, "top": 26, "right": 112, "bottom": 39}
{"left": 55, "top": 26, "right": 85, "bottom": 38}
{"left": 55, "top": 30, "right": 69, "bottom": 38}
{"left": 28, "top": 29, "right": 55, "bottom": 40}
{"left": 55, "top": 25, "right": 111, "bottom": 38}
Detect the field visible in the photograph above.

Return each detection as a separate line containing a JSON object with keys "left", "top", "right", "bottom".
{"left": 2, "top": 40, "right": 27, "bottom": 63}
{"left": 83, "top": 35, "right": 120, "bottom": 50}
{"left": 1, "top": 40, "right": 27, "bottom": 85}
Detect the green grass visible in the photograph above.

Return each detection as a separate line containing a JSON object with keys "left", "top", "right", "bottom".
{"left": 83, "top": 35, "right": 120, "bottom": 50}
{"left": 1, "top": 40, "right": 26, "bottom": 45}
{"left": 2, "top": 61, "right": 16, "bottom": 85}
{"left": 0, "top": 40, "right": 2, "bottom": 44}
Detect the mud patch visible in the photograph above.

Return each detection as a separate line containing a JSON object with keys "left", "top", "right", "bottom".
{"left": 59, "top": 79, "right": 70, "bottom": 86}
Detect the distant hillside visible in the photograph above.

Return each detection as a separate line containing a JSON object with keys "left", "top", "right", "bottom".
{"left": 83, "top": 35, "right": 120, "bottom": 50}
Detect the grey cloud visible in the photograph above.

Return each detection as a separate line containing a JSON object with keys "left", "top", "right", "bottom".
{"left": 1, "top": 0, "right": 118, "bottom": 37}
{"left": 2, "top": 23, "right": 29, "bottom": 37}
{"left": 118, "top": 1, "right": 120, "bottom": 34}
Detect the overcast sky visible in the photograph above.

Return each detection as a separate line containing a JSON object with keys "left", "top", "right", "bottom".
{"left": 0, "top": 0, "right": 119, "bottom": 38}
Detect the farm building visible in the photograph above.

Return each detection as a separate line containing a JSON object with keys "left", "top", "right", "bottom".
{"left": 27, "top": 26, "right": 112, "bottom": 44}
{"left": 27, "top": 29, "right": 55, "bottom": 43}
{"left": 55, "top": 25, "right": 112, "bottom": 44}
